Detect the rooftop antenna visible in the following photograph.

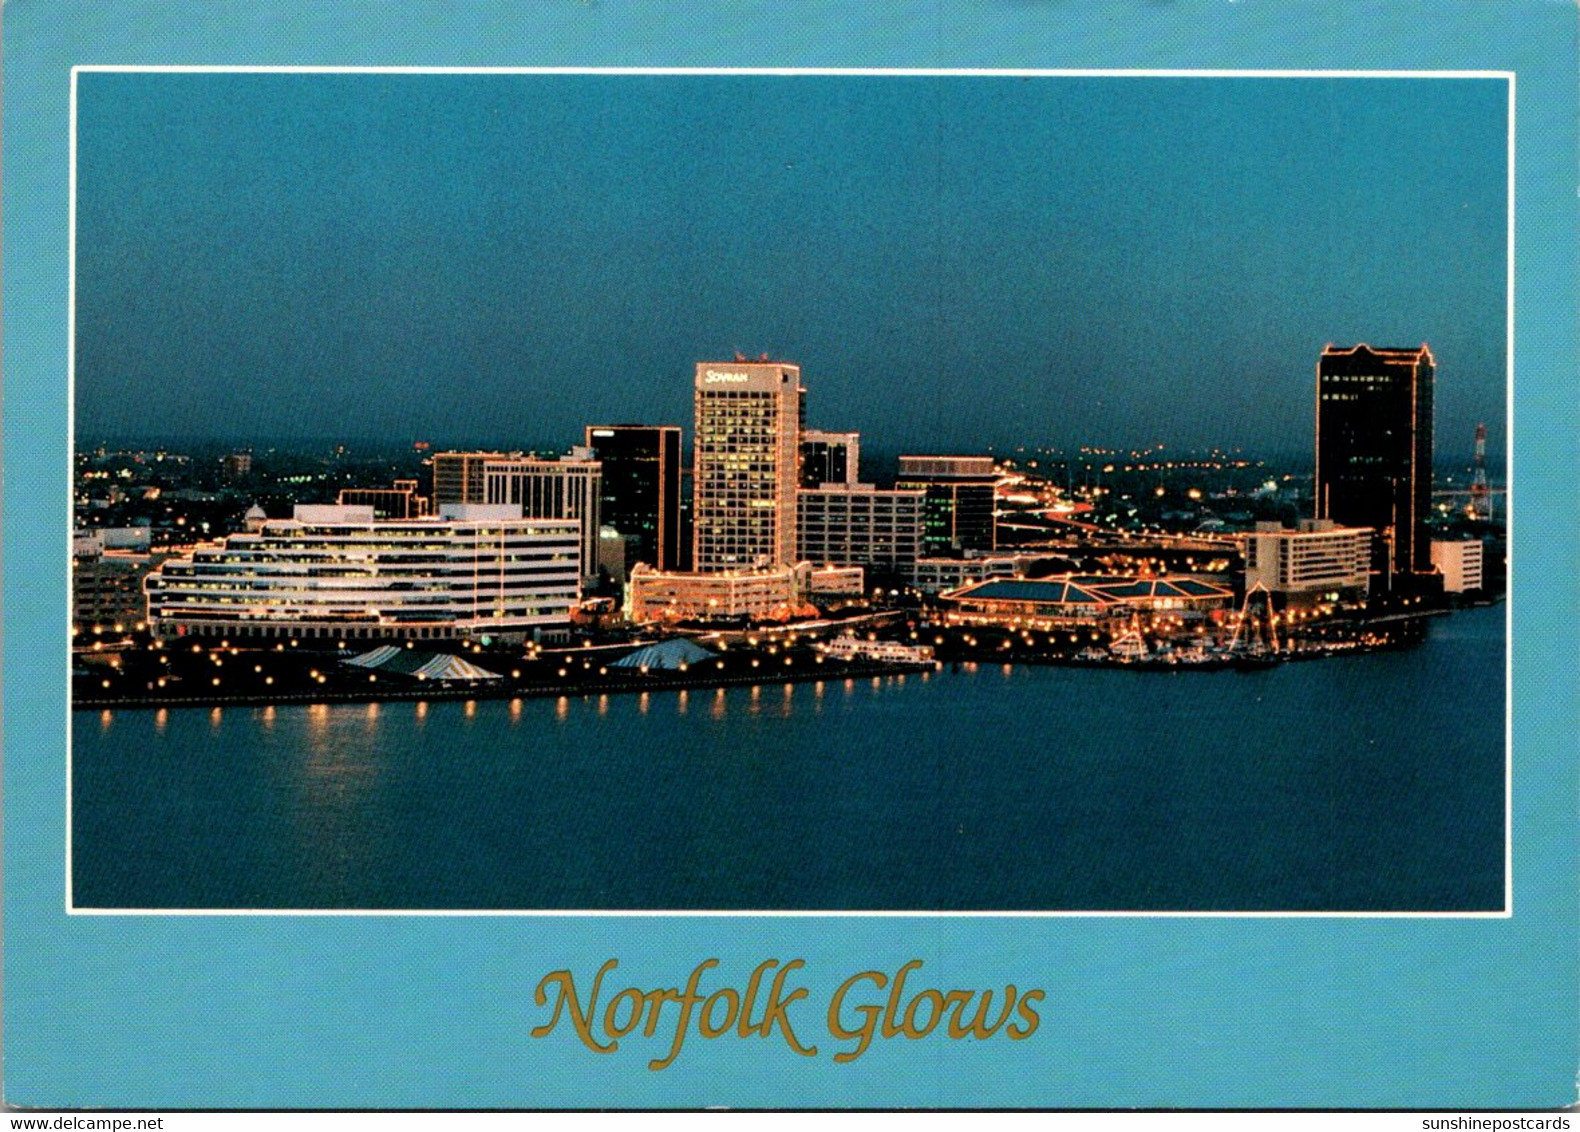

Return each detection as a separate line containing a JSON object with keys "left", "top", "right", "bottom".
{"left": 1470, "top": 423, "right": 1490, "bottom": 520}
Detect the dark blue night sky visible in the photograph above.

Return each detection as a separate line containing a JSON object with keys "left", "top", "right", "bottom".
{"left": 74, "top": 73, "right": 1507, "bottom": 456}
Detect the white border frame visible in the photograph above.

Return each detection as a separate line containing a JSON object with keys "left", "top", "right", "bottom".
{"left": 66, "top": 66, "right": 1516, "bottom": 919}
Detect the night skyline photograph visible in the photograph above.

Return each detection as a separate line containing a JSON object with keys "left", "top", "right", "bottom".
{"left": 74, "top": 71, "right": 1508, "bottom": 458}
{"left": 70, "top": 69, "right": 1508, "bottom": 920}
{"left": 14, "top": 0, "right": 1573, "bottom": 1111}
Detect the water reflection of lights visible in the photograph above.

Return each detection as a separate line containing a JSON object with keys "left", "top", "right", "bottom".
{"left": 597, "top": 694, "right": 609, "bottom": 717}
{"left": 711, "top": 688, "right": 726, "bottom": 720}
{"left": 464, "top": 700, "right": 476, "bottom": 719}
{"left": 510, "top": 698, "right": 522, "bottom": 722}
{"left": 262, "top": 705, "right": 276, "bottom": 730}
{"left": 638, "top": 692, "right": 650, "bottom": 715}
{"left": 209, "top": 706, "right": 223, "bottom": 729}
{"left": 100, "top": 709, "right": 113, "bottom": 731}
{"left": 555, "top": 696, "right": 569, "bottom": 722}
{"left": 415, "top": 701, "right": 428, "bottom": 723}
{"left": 677, "top": 689, "right": 689, "bottom": 716}
{"left": 154, "top": 707, "right": 168, "bottom": 734}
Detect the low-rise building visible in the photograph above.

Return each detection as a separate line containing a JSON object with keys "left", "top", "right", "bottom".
{"left": 625, "top": 564, "right": 802, "bottom": 624}
{"left": 73, "top": 532, "right": 168, "bottom": 632}
{"left": 1430, "top": 539, "right": 1485, "bottom": 594}
{"left": 801, "top": 564, "right": 865, "bottom": 601}
{"left": 624, "top": 562, "right": 865, "bottom": 623}
{"left": 1240, "top": 519, "right": 1371, "bottom": 607}
{"left": 940, "top": 574, "right": 1234, "bottom": 628}
{"left": 145, "top": 503, "right": 580, "bottom": 643}
{"left": 911, "top": 555, "right": 1023, "bottom": 594}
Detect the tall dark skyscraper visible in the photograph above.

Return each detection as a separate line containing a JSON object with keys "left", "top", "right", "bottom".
{"left": 800, "top": 430, "right": 860, "bottom": 488}
{"left": 1315, "top": 343, "right": 1435, "bottom": 575}
{"left": 584, "top": 425, "right": 683, "bottom": 571}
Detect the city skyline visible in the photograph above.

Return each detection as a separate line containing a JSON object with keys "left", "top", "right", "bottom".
{"left": 74, "top": 72, "right": 1508, "bottom": 453}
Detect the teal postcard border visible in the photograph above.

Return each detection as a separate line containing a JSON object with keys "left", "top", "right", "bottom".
{"left": 4, "top": 2, "right": 1576, "bottom": 1109}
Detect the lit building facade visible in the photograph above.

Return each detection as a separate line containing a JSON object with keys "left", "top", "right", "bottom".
{"left": 73, "top": 532, "right": 168, "bottom": 631}
{"left": 910, "top": 555, "right": 1024, "bottom": 594}
{"left": 435, "top": 451, "right": 603, "bottom": 582}
{"left": 796, "top": 483, "right": 925, "bottom": 574}
{"left": 802, "top": 564, "right": 865, "bottom": 601}
{"left": 482, "top": 454, "right": 602, "bottom": 583}
{"left": 941, "top": 575, "right": 1234, "bottom": 627}
{"left": 338, "top": 479, "right": 427, "bottom": 519}
{"left": 626, "top": 563, "right": 801, "bottom": 624}
{"left": 145, "top": 504, "right": 580, "bottom": 642}
{"left": 800, "top": 430, "right": 861, "bottom": 488}
{"left": 1241, "top": 519, "right": 1371, "bottom": 606}
{"left": 692, "top": 360, "right": 805, "bottom": 571}
{"left": 895, "top": 455, "right": 999, "bottom": 555}
{"left": 625, "top": 561, "right": 861, "bottom": 623}
{"left": 1315, "top": 343, "right": 1435, "bottom": 575}
{"left": 432, "top": 451, "right": 498, "bottom": 506}
{"left": 584, "top": 424, "right": 683, "bottom": 571}
{"left": 1430, "top": 539, "right": 1485, "bottom": 593}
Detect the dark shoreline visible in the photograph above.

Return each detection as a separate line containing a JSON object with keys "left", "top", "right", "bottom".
{"left": 72, "top": 604, "right": 1482, "bottom": 712}
{"left": 72, "top": 658, "right": 935, "bottom": 712}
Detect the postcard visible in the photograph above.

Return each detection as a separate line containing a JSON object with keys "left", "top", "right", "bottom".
{"left": 5, "top": 3, "right": 1575, "bottom": 1112}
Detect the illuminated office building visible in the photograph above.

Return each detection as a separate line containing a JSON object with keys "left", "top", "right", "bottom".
{"left": 338, "top": 479, "right": 427, "bottom": 519}
{"left": 1430, "top": 539, "right": 1484, "bottom": 594}
{"left": 796, "top": 483, "right": 925, "bottom": 574}
{"left": 1241, "top": 519, "right": 1372, "bottom": 607}
{"left": 432, "top": 451, "right": 497, "bottom": 506}
{"left": 692, "top": 359, "right": 805, "bottom": 571}
{"left": 145, "top": 504, "right": 580, "bottom": 642}
{"left": 895, "top": 455, "right": 999, "bottom": 555}
{"left": 435, "top": 451, "right": 603, "bottom": 582}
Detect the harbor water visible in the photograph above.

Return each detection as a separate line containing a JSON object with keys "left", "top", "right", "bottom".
{"left": 71, "top": 605, "right": 1505, "bottom": 911}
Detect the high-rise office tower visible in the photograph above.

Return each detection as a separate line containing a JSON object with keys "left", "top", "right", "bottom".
{"left": 796, "top": 483, "right": 925, "bottom": 574}
{"left": 1315, "top": 343, "right": 1435, "bottom": 575}
{"left": 432, "top": 452, "right": 498, "bottom": 506}
{"left": 676, "top": 469, "right": 695, "bottom": 572}
{"left": 692, "top": 359, "right": 805, "bottom": 571}
{"left": 800, "top": 430, "right": 861, "bottom": 488}
{"left": 584, "top": 425, "right": 683, "bottom": 571}
{"left": 338, "top": 479, "right": 427, "bottom": 519}
{"left": 895, "top": 455, "right": 999, "bottom": 555}
{"left": 434, "top": 450, "right": 603, "bottom": 582}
